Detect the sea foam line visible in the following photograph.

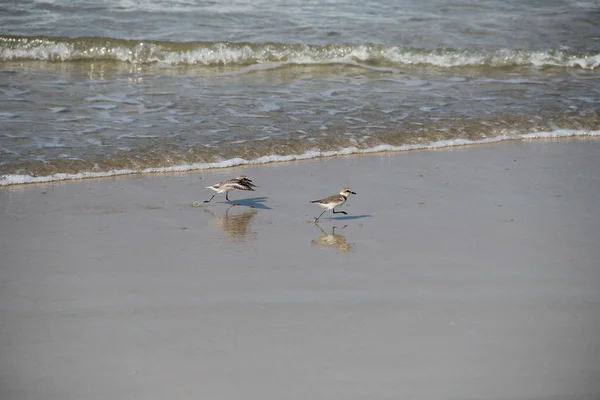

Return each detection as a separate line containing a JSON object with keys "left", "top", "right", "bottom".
{"left": 1, "top": 129, "right": 599, "bottom": 186}
{"left": 2, "top": 36, "right": 599, "bottom": 69}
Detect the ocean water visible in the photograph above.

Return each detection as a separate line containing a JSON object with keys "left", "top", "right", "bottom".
{"left": 1, "top": 0, "right": 599, "bottom": 185}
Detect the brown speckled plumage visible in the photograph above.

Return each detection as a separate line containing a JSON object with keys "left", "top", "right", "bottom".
{"left": 204, "top": 175, "right": 257, "bottom": 203}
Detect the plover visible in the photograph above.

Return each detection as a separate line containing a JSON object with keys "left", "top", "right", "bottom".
{"left": 310, "top": 187, "right": 356, "bottom": 222}
{"left": 204, "top": 175, "right": 256, "bottom": 203}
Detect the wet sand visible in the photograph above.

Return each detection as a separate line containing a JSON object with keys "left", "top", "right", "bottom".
{"left": 1, "top": 139, "right": 599, "bottom": 399}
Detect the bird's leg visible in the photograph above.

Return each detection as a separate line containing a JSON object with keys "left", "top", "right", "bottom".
{"left": 314, "top": 210, "right": 327, "bottom": 222}
{"left": 225, "top": 192, "right": 231, "bottom": 202}
{"left": 332, "top": 208, "right": 348, "bottom": 215}
{"left": 203, "top": 194, "right": 216, "bottom": 203}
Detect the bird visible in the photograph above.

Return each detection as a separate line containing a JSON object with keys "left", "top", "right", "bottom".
{"left": 204, "top": 175, "right": 256, "bottom": 203}
{"left": 310, "top": 187, "right": 356, "bottom": 222}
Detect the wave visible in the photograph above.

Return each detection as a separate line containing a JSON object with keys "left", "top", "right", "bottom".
{"left": 1, "top": 35, "right": 599, "bottom": 69}
{"left": 2, "top": 129, "right": 598, "bottom": 186}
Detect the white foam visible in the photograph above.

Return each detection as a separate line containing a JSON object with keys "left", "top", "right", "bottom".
{"left": 0, "top": 112, "right": 19, "bottom": 118}
{"left": 2, "top": 129, "right": 599, "bottom": 187}
{"left": 3, "top": 40, "right": 598, "bottom": 69}
{"left": 50, "top": 107, "right": 70, "bottom": 113}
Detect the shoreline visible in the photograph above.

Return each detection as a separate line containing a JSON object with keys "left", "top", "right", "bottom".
{"left": 2, "top": 128, "right": 599, "bottom": 187}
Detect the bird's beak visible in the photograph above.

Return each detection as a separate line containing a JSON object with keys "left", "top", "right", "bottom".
{"left": 351, "top": 191, "right": 357, "bottom": 195}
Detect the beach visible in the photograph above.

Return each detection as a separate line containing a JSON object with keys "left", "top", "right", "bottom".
{"left": 1, "top": 138, "right": 599, "bottom": 399}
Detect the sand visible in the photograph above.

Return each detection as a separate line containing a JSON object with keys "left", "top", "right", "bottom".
{"left": 1, "top": 139, "right": 599, "bottom": 400}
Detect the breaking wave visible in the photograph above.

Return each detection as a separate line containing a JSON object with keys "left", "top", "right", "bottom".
{"left": 1, "top": 35, "right": 599, "bottom": 69}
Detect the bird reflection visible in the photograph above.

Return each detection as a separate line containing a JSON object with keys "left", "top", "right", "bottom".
{"left": 204, "top": 205, "right": 258, "bottom": 240}
{"left": 312, "top": 224, "right": 354, "bottom": 253}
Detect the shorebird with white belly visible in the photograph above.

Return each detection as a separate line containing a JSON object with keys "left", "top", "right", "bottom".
{"left": 203, "top": 175, "right": 257, "bottom": 203}
{"left": 310, "top": 187, "right": 356, "bottom": 222}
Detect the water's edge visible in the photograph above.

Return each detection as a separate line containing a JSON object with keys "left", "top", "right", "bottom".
{"left": 2, "top": 129, "right": 598, "bottom": 186}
